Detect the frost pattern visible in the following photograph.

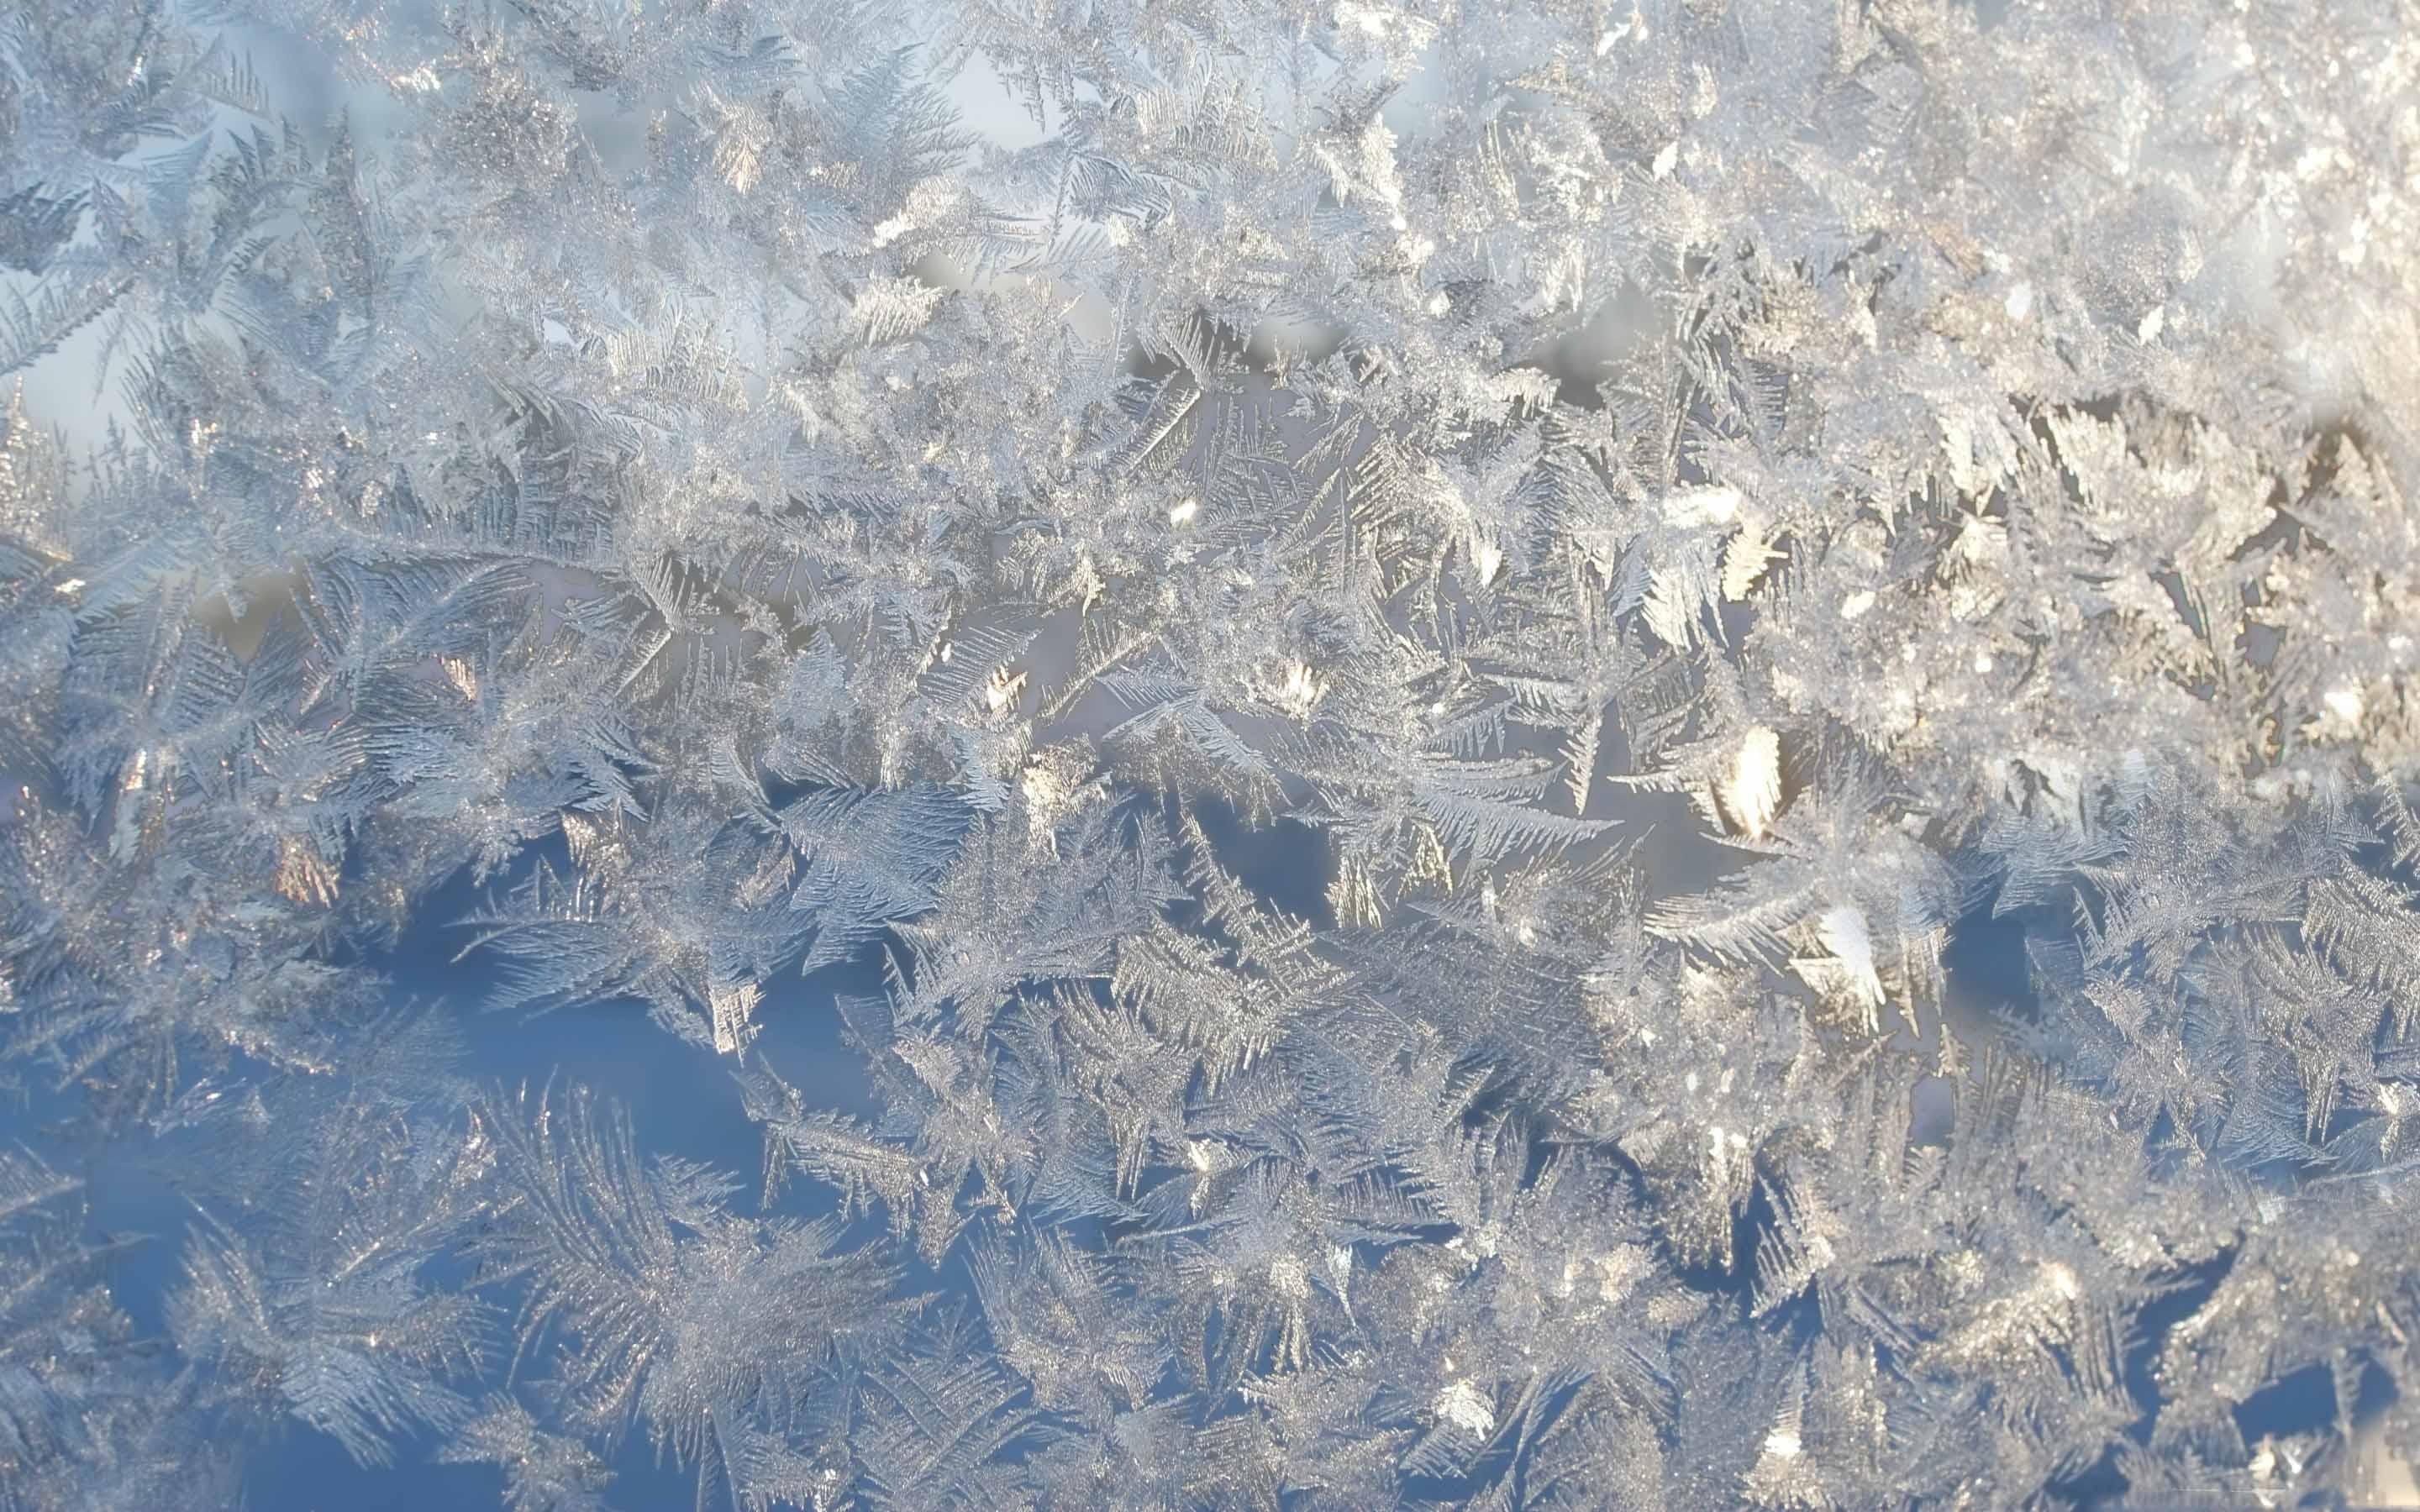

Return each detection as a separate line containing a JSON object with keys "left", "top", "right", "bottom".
{"left": 3, "top": 0, "right": 2420, "bottom": 1506}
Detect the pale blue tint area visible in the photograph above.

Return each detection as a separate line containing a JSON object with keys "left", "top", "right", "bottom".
{"left": 0, "top": 809, "right": 2315, "bottom": 1509}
